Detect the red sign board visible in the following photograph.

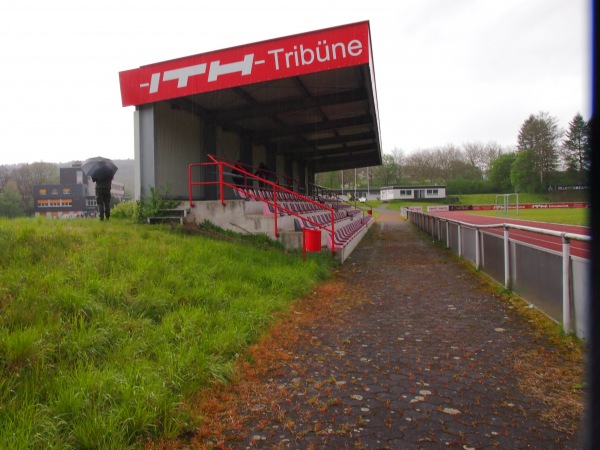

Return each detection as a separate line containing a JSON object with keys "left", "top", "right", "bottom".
{"left": 119, "top": 21, "right": 371, "bottom": 107}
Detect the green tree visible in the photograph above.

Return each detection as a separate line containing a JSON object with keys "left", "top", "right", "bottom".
{"left": 0, "top": 190, "right": 25, "bottom": 217}
{"left": 561, "top": 113, "right": 590, "bottom": 184}
{"left": 404, "top": 150, "right": 438, "bottom": 183}
{"left": 371, "top": 153, "right": 399, "bottom": 186}
{"left": 314, "top": 170, "right": 340, "bottom": 189}
{"left": 516, "top": 112, "right": 562, "bottom": 191}
{"left": 463, "top": 141, "right": 504, "bottom": 179}
{"left": 488, "top": 152, "right": 517, "bottom": 192}
{"left": 12, "top": 162, "right": 59, "bottom": 214}
{"left": 510, "top": 150, "right": 539, "bottom": 192}
{"left": 0, "top": 166, "right": 9, "bottom": 193}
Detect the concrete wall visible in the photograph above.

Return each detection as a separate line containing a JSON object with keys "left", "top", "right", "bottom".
{"left": 155, "top": 102, "right": 204, "bottom": 199}
{"left": 136, "top": 102, "right": 310, "bottom": 201}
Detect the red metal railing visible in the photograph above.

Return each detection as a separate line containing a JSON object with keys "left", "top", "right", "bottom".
{"left": 188, "top": 155, "right": 336, "bottom": 255}
{"left": 203, "top": 155, "right": 308, "bottom": 195}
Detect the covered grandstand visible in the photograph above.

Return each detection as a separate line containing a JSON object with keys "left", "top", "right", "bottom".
{"left": 119, "top": 21, "right": 382, "bottom": 261}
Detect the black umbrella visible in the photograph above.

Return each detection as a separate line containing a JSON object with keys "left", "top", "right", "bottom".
{"left": 82, "top": 157, "right": 118, "bottom": 180}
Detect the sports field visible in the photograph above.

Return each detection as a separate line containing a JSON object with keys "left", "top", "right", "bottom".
{"left": 469, "top": 207, "right": 589, "bottom": 227}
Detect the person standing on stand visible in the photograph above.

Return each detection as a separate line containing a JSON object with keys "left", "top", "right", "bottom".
{"left": 255, "top": 162, "right": 268, "bottom": 188}
{"left": 92, "top": 174, "right": 113, "bottom": 221}
{"left": 232, "top": 160, "right": 247, "bottom": 188}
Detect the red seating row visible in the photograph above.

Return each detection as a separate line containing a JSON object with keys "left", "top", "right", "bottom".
{"left": 262, "top": 201, "right": 323, "bottom": 216}
{"left": 327, "top": 216, "right": 374, "bottom": 249}
{"left": 232, "top": 185, "right": 371, "bottom": 249}
{"left": 293, "top": 210, "right": 349, "bottom": 231}
{"left": 234, "top": 187, "right": 312, "bottom": 203}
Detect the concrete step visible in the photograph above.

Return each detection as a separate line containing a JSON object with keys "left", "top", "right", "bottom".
{"left": 147, "top": 216, "right": 183, "bottom": 225}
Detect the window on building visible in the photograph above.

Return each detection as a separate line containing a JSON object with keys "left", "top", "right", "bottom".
{"left": 39, "top": 188, "right": 47, "bottom": 195}
{"left": 63, "top": 188, "right": 71, "bottom": 195}
{"left": 51, "top": 188, "right": 58, "bottom": 195}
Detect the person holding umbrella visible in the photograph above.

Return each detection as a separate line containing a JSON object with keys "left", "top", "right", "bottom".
{"left": 82, "top": 157, "right": 118, "bottom": 221}
{"left": 93, "top": 173, "right": 113, "bottom": 221}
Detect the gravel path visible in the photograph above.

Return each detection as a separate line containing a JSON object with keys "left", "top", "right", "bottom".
{"left": 196, "top": 211, "right": 582, "bottom": 449}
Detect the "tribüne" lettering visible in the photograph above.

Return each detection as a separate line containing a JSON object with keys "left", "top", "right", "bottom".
{"left": 267, "top": 39, "right": 363, "bottom": 70}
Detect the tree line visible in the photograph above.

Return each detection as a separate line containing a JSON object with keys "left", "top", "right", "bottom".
{"left": 316, "top": 112, "right": 590, "bottom": 195}
{"left": 0, "top": 112, "right": 590, "bottom": 217}
{"left": 0, "top": 162, "right": 59, "bottom": 217}
{"left": 0, "top": 160, "right": 135, "bottom": 218}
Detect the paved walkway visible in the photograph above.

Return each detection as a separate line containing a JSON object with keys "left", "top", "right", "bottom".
{"left": 198, "top": 211, "right": 582, "bottom": 449}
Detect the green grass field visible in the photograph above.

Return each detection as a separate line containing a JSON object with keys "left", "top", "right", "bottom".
{"left": 0, "top": 218, "right": 333, "bottom": 449}
{"left": 469, "top": 208, "right": 589, "bottom": 226}
{"left": 455, "top": 192, "right": 589, "bottom": 206}
{"left": 382, "top": 192, "right": 589, "bottom": 226}
{"left": 455, "top": 193, "right": 589, "bottom": 226}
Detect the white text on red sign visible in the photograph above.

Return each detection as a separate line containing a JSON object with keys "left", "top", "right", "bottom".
{"left": 140, "top": 39, "right": 363, "bottom": 95}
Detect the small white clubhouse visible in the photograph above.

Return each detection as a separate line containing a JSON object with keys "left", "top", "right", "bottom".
{"left": 380, "top": 185, "right": 446, "bottom": 201}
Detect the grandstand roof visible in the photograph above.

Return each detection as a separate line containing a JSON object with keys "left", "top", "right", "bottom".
{"left": 119, "top": 21, "right": 382, "bottom": 173}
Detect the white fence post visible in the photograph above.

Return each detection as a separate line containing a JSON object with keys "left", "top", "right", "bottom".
{"left": 475, "top": 228, "right": 480, "bottom": 270}
{"left": 562, "top": 235, "right": 572, "bottom": 334}
{"left": 409, "top": 213, "right": 589, "bottom": 339}
{"left": 504, "top": 225, "right": 510, "bottom": 289}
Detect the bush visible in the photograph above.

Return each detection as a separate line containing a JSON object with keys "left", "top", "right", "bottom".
{"left": 110, "top": 200, "right": 139, "bottom": 220}
{"left": 137, "top": 186, "right": 180, "bottom": 223}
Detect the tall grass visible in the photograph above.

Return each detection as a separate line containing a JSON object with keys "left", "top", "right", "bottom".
{"left": 0, "top": 218, "right": 332, "bottom": 448}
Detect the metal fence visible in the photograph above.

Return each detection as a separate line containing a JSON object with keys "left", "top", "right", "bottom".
{"left": 405, "top": 210, "right": 591, "bottom": 340}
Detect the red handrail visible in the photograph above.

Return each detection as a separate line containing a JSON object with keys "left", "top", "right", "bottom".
{"left": 206, "top": 155, "right": 308, "bottom": 194}
{"left": 188, "top": 156, "right": 336, "bottom": 255}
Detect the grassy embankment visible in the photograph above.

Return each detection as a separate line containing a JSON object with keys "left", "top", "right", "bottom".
{"left": 0, "top": 218, "right": 333, "bottom": 449}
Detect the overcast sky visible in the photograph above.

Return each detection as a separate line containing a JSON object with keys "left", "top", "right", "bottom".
{"left": 0, "top": 0, "right": 590, "bottom": 166}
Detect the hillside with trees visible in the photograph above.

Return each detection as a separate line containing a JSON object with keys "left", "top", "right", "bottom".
{"left": 316, "top": 112, "right": 590, "bottom": 197}
{"left": 0, "top": 159, "right": 135, "bottom": 217}
{"left": 1, "top": 111, "right": 591, "bottom": 217}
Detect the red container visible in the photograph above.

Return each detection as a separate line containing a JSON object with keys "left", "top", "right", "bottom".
{"left": 304, "top": 229, "right": 322, "bottom": 252}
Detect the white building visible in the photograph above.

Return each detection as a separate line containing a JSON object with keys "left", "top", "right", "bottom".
{"left": 380, "top": 185, "right": 446, "bottom": 201}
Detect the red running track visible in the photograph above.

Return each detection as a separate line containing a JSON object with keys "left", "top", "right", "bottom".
{"left": 426, "top": 211, "right": 591, "bottom": 260}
